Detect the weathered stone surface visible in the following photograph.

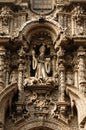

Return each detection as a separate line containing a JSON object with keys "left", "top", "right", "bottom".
{"left": 0, "top": 1, "right": 85, "bottom": 130}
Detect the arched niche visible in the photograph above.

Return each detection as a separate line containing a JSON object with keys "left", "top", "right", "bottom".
{"left": 19, "top": 18, "right": 63, "bottom": 43}
{"left": 18, "top": 19, "right": 62, "bottom": 79}
{"left": 28, "top": 30, "right": 56, "bottom": 78}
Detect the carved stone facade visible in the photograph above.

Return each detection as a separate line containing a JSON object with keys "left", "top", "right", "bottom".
{"left": 0, "top": 0, "right": 86, "bottom": 130}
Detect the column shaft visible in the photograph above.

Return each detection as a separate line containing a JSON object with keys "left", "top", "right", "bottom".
{"left": 0, "top": 46, "right": 5, "bottom": 91}
{"left": 59, "top": 64, "right": 65, "bottom": 101}
{"left": 77, "top": 46, "right": 86, "bottom": 93}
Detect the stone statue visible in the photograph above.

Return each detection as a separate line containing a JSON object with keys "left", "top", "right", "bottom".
{"left": 32, "top": 45, "right": 51, "bottom": 79}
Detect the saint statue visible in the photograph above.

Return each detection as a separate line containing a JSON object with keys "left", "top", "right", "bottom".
{"left": 32, "top": 45, "right": 51, "bottom": 79}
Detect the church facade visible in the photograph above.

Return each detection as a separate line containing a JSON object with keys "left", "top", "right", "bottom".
{"left": 0, "top": 0, "right": 86, "bottom": 130}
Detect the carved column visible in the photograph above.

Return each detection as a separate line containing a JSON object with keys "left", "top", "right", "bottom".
{"left": 71, "top": 16, "right": 75, "bottom": 36}
{"left": 18, "top": 61, "right": 24, "bottom": 101}
{"left": 16, "top": 47, "right": 26, "bottom": 115}
{"left": 27, "top": 55, "right": 31, "bottom": 76}
{"left": 0, "top": 18, "right": 2, "bottom": 33}
{"left": 5, "top": 55, "right": 10, "bottom": 86}
{"left": 10, "top": 17, "right": 13, "bottom": 35}
{"left": 18, "top": 63, "right": 23, "bottom": 92}
{"left": 57, "top": 47, "right": 65, "bottom": 101}
{"left": 5, "top": 65, "right": 9, "bottom": 86}
{"left": 59, "top": 63, "right": 65, "bottom": 101}
{"left": 77, "top": 46, "right": 86, "bottom": 93}
{"left": 73, "top": 55, "right": 79, "bottom": 88}
{"left": 0, "top": 46, "right": 6, "bottom": 91}
{"left": 52, "top": 55, "right": 56, "bottom": 76}
{"left": 18, "top": 47, "right": 25, "bottom": 100}
{"left": 74, "top": 64, "right": 78, "bottom": 88}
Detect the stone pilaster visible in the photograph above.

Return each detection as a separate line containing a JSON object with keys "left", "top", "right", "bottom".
{"left": 77, "top": 46, "right": 86, "bottom": 93}
{"left": 0, "top": 46, "right": 6, "bottom": 91}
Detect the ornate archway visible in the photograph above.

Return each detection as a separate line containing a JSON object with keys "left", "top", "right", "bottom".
{"left": 1, "top": 18, "right": 78, "bottom": 130}
{"left": 15, "top": 119, "right": 72, "bottom": 130}
{"left": 4, "top": 18, "right": 76, "bottom": 130}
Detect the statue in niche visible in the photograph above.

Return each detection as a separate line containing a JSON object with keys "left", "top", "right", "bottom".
{"left": 32, "top": 45, "right": 51, "bottom": 79}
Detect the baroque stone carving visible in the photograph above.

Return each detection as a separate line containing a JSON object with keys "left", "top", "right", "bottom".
{"left": 0, "top": 1, "right": 86, "bottom": 130}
